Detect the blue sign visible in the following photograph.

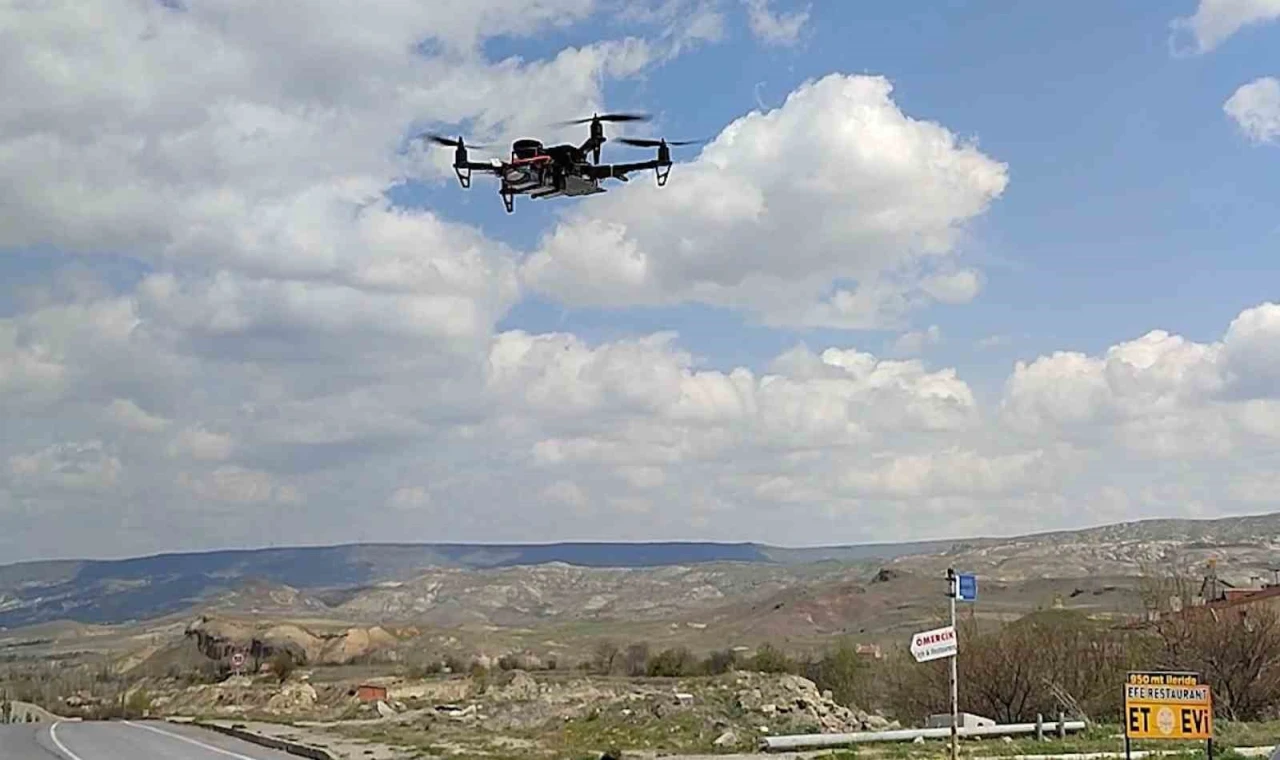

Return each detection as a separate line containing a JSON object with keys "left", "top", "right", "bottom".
{"left": 955, "top": 573, "right": 977, "bottom": 602}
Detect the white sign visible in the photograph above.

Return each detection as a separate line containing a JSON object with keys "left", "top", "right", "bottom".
{"left": 231, "top": 652, "right": 246, "bottom": 670}
{"left": 910, "top": 625, "right": 957, "bottom": 662}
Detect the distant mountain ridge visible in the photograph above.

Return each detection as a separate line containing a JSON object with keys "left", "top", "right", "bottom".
{"left": 0, "top": 540, "right": 948, "bottom": 628}
{"left": 2, "top": 510, "right": 1277, "bottom": 629}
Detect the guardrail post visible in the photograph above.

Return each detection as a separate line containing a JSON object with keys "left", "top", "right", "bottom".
{"left": 1036, "top": 714, "right": 1044, "bottom": 741}
{"left": 1057, "top": 712, "right": 1066, "bottom": 740}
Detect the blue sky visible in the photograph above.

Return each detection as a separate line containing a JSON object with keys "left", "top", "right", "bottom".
{"left": 418, "top": 0, "right": 1280, "bottom": 386}
{"left": 6, "top": 1, "right": 1275, "bottom": 379}
{"left": 2, "top": 0, "right": 1279, "bottom": 561}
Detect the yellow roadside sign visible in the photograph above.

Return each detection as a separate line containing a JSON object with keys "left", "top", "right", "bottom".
{"left": 1124, "top": 672, "right": 1213, "bottom": 741}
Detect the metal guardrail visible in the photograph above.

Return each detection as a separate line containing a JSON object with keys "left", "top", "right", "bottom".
{"left": 760, "top": 720, "right": 1089, "bottom": 751}
{"left": 189, "top": 720, "right": 338, "bottom": 760}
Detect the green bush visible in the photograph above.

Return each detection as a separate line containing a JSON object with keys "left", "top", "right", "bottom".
{"left": 647, "top": 647, "right": 700, "bottom": 677}
{"left": 801, "top": 638, "right": 864, "bottom": 707}
{"left": 750, "top": 643, "right": 794, "bottom": 674}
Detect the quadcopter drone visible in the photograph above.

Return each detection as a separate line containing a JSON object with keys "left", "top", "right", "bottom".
{"left": 421, "top": 113, "right": 699, "bottom": 214}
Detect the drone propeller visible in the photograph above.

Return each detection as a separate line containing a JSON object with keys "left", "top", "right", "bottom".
{"left": 419, "top": 133, "right": 490, "bottom": 149}
{"left": 555, "top": 112, "right": 651, "bottom": 126}
{"left": 616, "top": 137, "right": 704, "bottom": 148}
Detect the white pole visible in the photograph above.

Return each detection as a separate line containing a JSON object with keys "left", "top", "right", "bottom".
{"left": 950, "top": 568, "right": 959, "bottom": 760}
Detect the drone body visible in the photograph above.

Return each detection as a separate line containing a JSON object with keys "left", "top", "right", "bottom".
{"left": 424, "top": 113, "right": 697, "bottom": 214}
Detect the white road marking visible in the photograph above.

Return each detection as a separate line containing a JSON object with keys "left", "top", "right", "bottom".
{"left": 49, "top": 722, "right": 88, "bottom": 760}
{"left": 123, "top": 720, "right": 267, "bottom": 760}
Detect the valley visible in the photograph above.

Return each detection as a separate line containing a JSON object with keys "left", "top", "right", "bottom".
{"left": 4, "top": 511, "right": 1280, "bottom": 760}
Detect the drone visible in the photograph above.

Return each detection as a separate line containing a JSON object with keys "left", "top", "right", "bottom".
{"left": 420, "top": 113, "right": 700, "bottom": 214}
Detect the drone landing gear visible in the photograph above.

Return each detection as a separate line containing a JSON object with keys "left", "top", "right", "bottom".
{"left": 655, "top": 164, "right": 671, "bottom": 187}
{"left": 500, "top": 192, "right": 514, "bottom": 214}
{"left": 454, "top": 165, "right": 471, "bottom": 189}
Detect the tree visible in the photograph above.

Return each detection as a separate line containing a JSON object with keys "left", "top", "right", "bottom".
{"left": 1137, "top": 560, "right": 1201, "bottom": 616}
{"left": 750, "top": 643, "right": 793, "bottom": 674}
{"left": 874, "top": 610, "right": 1148, "bottom": 726}
{"left": 592, "top": 640, "right": 621, "bottom": 675}
{"left": 805, "top": 638, "right": 864, "bottom": 707}
{"left": 1155, "top": 602, "right": 1280, "bottom": 721}
{"left": 124, "top": 688, "right": 152, "bottom": 719}
{"left": 269, "top": 651, "right": 296, "bottom": 684}
{"left": 623, "top": 642, "right": 650, "bottom": 677}
{"left": 704, "top": 648, "right": 738, "bottom": 675}
{"left": 647, "top": 647, "right": 699, "bottom": 677}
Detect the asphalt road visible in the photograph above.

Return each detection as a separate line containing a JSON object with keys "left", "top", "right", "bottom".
{"left": 0, "top": 719, "right": 306, "bottom": 760}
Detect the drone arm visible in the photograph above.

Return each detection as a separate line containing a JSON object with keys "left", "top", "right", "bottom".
{"left": 580, "top": 135, "right": 605, "bottom": 164}
{"left": 452, "top": 160, "right": 501, "bottom": 189}
{"left": 593, "top": 159, "right": 671, "bottom": 186}
{"left": 591, "top": 160, "right": 655, "bottom": 178}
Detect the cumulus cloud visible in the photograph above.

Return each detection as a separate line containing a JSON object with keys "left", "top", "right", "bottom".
{"left": 1225, "top": 77, "right": 1280, "bottom": 144}
{"left": 0, "top": 0, "right": 663, "bottom": 277}
{"left": 1000, "top": 303, "right": 1280, "bottom": 458}
{"left": 3, "top": 1, "right": 1279, "bottom": 564}
{"left": 3, "top": 281, "right": 1280, "bottom": 559}
{"left": 1170, "top": 0, "right": 1280, "bottom": 54}
{"left": 519, "top": 73, "right": 1009, "bottom": 329}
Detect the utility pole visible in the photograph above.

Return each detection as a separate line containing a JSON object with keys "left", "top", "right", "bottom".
{"left": 948, "top": 567, "right": 959, "bottom": 760}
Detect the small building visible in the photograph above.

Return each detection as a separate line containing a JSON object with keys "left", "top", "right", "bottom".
{"left": 355, "top": 684, "right": 388, "bottom": 702}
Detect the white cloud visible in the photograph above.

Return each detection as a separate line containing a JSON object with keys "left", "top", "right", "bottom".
{"left": 3, "top": 1, "right": 1279, "bottom": 563}
{"left": 837, "top": 447, "right": 1078, "bottom": 500}
{"left": 167, "top": 426, "right": 236, "bottom": 463}
{"left": 3, "top": 285, "right": 1280, "bottom": 559}
{"left": 1000, "top": 303, "right": 1280, "bottom": 460}
{"left": 8, "top": 441, "right": 123, "bottom": 493}
{"left": 0, "top": 0, "right": 663, "bottom": 275}
{"left": 519, "top": 73, "right": 1009, "bottom": 329}
{"left": 889, "top": 325, "right": 942, "bottom": 358}
{"left": 1170, "top": 0, "right": 1280, "bottom": 54}
{"left": 619, "top": 0, "right": 726, "bottom": 58}
{"left": 1225, "top": 77, "right": 1280, "bottom": 144}
{"left": 742, "top": 0, "right": 810, "bottom": 46}
{"left": 176, "top": 466, "right": 302, "bottom": 505}
{"left": 105, "top": 399, "right": 171, "bottom": 434}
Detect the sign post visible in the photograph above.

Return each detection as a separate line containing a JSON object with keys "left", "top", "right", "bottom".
{"left": 231, "top": 651, "right": 246, "bottom": 676}
{"left": 910, "top": 624, "right": 957, "bottom": 662}
{"left": 1123, "top": 671, "right": 1213, "bottom": 760}
{"left": 908, "top": 570, "right": 975, "bottom": 760}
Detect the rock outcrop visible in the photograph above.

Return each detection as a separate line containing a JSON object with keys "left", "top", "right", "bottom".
{"left": 732, "top": 672, "right": 896, "bottom": 733}
{"left": 184, "top": 616, "right": 399, "bottom": 666}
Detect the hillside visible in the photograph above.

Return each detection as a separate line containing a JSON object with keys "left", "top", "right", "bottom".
{"left": 0, "top": 541, "right": 933, "bottom": 628}
{"left": 2, "top": 510, "right": 1279, "bottom": 629}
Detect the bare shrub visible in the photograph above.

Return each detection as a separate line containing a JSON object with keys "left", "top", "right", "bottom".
{"left": 876, "top": 610, "right": 1149, "bottom": 725}
{"left": 592, "top": 640, "right": 621, "bottom": 675}
{"left": 1155, "top": 602, "right": 1280, "bottom": 721}
{"left": 704, "top": 648, "right": 738, "bottom": 675}
{"left": 623, "top": 642, "right": 650, "bottom": 677}
{"left": 269, "top": 651, "right": 296, "bottom": 684}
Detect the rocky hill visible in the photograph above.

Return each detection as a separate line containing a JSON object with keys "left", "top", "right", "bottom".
{"left": 3, "top": 510, "right": 1279, "bottom": 629}
{"left": 0, "top": 541, "right": 938, "bottom": 628}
